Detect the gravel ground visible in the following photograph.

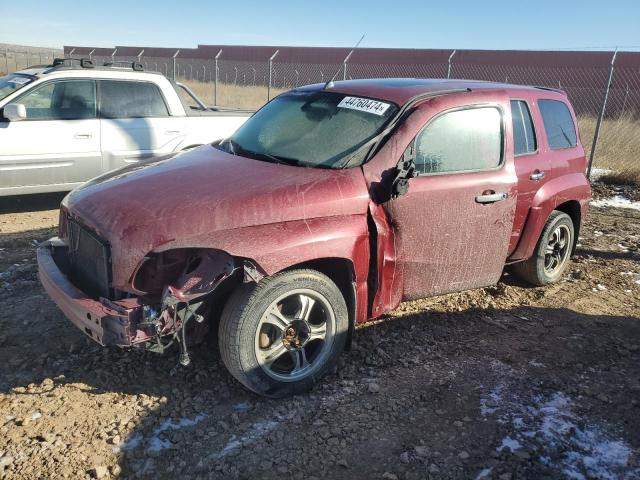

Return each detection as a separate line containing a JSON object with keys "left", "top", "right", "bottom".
{"left": 1, "top": 188, "right": 639, "bottom": 480}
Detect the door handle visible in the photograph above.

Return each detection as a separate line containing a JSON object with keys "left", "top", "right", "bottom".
{"left": 475, "top": 192, "right": 508, "bottom": 204}
{"left": 74, "top": 134, "right": 92, "bottom": 139}
{"left": 530, "top": 170, "right": 545, "bottom": 181}
{"left": 165, "top": 130, "right": 181, "bottom": 135}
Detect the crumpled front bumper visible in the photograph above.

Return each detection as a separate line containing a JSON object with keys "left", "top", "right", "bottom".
{"left": 37, "top": 237, "right": 144, "bottom": 347}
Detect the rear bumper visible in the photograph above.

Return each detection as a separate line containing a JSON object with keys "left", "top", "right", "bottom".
{"left": 37, "top": 238, "right": 143, "bottom": 347}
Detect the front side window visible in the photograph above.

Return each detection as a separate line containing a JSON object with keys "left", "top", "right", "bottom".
{"left": 0, "top": 74, "right": 35, "bottom": 102}
{"left": 99, "top": 80, "right": 169, "bottom": 118}
{"left": 220, "top": 91, "right": 398, "bottom": 168}
{"left": 511, "top": 100, "right": 537, "bottom": 155}
{"left": 538, "top": 99, "right": 577, "bottom": 150}
{"left": 414, "top": 106, "right": 503, "bottom": 175}
{"left": 17, "top": 80, "right": 96, "bottom": 120}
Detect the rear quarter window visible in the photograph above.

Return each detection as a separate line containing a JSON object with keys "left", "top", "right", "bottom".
{"left": 99, "top": 80, "right": 169, "bottom": 118}
{"left": 538, "top": 99, "right": 577, "bottom": 150}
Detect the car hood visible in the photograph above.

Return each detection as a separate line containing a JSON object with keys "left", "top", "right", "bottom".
{"left": 64, "top": 145, "right": 370, "bottom": 283}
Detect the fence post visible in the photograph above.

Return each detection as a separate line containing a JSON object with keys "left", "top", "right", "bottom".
{"left": 268, "top": 49, "right": 279, "bottom": 101}
{"left": 4, "top": 48, "right": 9, "bottom": 74}
{"left": 342, "top": 49, "right": 355, "bottom": 81}
{"left": 587, "top": 49, "right": 618, "bottom": 179}
{"left": 214, "top": 49, "right": 222, "bottom": 106}
{"left": 172, "top": 49, "right": 180, "bottom": 81}
{"left": 447, "top": 49, "right": 456, "bottom": 79}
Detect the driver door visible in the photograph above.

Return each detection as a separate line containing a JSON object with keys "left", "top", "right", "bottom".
{"left": 388, "top": 103, "right": 518, "bottom": 300}
{"left": 0, "top": 79, "right": 101, "bottom": 192}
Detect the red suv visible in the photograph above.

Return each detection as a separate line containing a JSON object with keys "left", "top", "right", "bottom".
{"left": 38, "top": 79, "right": 591, "bottom": 397}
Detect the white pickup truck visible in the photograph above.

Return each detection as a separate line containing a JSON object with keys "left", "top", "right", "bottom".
{"left": 0, "top": 58, "right": 251, "bottom": 196}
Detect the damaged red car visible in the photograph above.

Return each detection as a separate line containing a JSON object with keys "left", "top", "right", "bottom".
{"left": 38, "top": 79, "right": 591, "bottom": 397}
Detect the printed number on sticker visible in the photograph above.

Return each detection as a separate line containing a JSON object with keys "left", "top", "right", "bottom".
{"left": 338, "top": 96, "right": 391, "bottom": 116}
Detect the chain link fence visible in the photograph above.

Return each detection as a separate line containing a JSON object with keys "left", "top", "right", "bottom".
{"left": 0, "top": 47, "right": 63, "bottom": 74}
{"left": 2, "top": 46, "right": 639, "bottom": 181}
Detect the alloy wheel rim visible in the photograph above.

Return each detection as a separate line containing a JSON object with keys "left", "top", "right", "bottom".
{"left": 254, "top": 289, "right": 335, "bottom": 382}
{"left": 544, "top": 224, "right": 571, "bottom": 275}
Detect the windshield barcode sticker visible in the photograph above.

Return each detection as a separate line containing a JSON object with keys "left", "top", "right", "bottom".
{"left": 338, "top": 96, "right": 391, "bottom": 116}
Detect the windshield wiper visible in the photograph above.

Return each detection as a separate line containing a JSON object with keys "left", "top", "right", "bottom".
{"left": 232, "top": 141, "right": 301, "bottom": 166}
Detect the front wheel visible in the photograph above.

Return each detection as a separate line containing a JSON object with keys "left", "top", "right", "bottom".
{"left": 218, "top": 269, "right": 348, "bottom": 397}
{"left": 512, "top": 211, "right": 574, "bottom": 286}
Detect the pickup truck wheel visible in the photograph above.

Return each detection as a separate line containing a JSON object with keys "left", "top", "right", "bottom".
{"left": 513, "top": 211, "right": 574, "bottom": 286}
{"left": 218, "top": 269, "right": 348, "bottom": 397}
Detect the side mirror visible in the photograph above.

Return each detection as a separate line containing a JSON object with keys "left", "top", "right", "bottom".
{"left": 391, "top": 150, "right": 416, "bottom": 199}
{"left": 3, "top": 103, "right": 27, "bottom": 122}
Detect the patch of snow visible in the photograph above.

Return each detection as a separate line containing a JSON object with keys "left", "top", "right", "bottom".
{"left": 213, "top": 419, "right": 279, "bottom": 459}
{"left": 529, "top": 360, "right": 545, "bottom": 368}
{"left": 596, "top": 284, "right": 607, "bottom": 291}
{"left": 591, "top": 168, "right": 613, "bottom": 178}
{"left": 115, "top": 433, "right": 143, "bottom": 452}
{"left": 474, "top": 467, "right": 493, "bottom": 479}
{"left": 636, "top": 279, "right": 640, "bottom": 285}
{"left": 591, "top": 196, "right": 640, "bottom": 211}
{"left": 145, "top": 414, "right": 206, "bottom": 452}
{"left": 233, "top": 401, "right": 251, "bottom": 412}
{"left": 480, "top": 368, "right": 636, "bottom": 480}
{"left": 498, "top": 436, "right": 522, "bottom": 452}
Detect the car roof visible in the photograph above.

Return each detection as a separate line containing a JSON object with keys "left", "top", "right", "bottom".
{"left": 297, "top": 78, "right": 565, "bottom": 105}
{"left": 13, "top": 66, "right": 166, "bottom": 82}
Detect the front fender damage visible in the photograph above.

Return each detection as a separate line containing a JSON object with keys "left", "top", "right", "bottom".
{"left": 118, "top": 249, "right": 263, "bottom": 363}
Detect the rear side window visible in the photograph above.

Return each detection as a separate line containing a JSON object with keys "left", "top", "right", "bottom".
{"left": 99, "top": 80, "right": 169, "bottom": 118}
{"left": 510, "top": 100, "right": 537, "bottom": 155}
{"left": 414, "top": 106, "right": 503, "bottom": 175}
{"left": 538, "top": 99, "right": 577, "bottom": 150}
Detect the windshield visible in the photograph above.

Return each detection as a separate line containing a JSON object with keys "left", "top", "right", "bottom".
{"left": 0, "top": 74, "right": 35, "bottom": 102}
{"left": 219, "top": 91, "right": 398, "bottom": 168}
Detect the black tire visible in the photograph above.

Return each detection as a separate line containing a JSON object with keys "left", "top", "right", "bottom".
{"left": 218, "top": 269, "right": 348, "bottom": 397}
{"left": 512, "top": 211, "right": 574, "bottom": 286}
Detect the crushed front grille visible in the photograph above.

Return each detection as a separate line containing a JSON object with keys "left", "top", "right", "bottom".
{"left": 67, "top": 219, "right": 112, "bottom": 299}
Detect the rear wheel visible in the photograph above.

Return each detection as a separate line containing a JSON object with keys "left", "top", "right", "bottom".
{"left": 218, "top": 269, "right": 348, "bottom": 397}
{"left": 513, "top": 211, "right": 574, "bottom": 286}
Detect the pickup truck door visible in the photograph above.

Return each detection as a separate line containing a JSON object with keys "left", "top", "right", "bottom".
{"left": 386, "top": 103, "right": 518, "bottom": 301}
{"left": 0, "top": 79, "right": 101, "bottom": 192}
{"left": 98, "top": 80, "right": 185, "bottom": 171}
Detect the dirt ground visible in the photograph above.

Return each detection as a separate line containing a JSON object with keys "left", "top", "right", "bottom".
{"left": 1, "top": 187, "right": 639, "bottom": 480}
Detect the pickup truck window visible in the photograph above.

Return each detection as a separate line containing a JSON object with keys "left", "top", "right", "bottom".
{"left": 414, "top": 106, "right": 502, "bottom": 175}
{"left": 18, "top": 80, "right": 96, "bottom": 120}
{"left": 99, "top": 80, "right": 169, "bottom": 119}
{"left": 0, "top": 74, "right": 35, "bottom": 102}
{"left": 511, "top": 100, "right": 537, "bottom": 155}
{"left": 222, "top": 91, "right": 398, "bottom": 168}
{"left": 538, "top": 99, "right": 577, "bottom": 150}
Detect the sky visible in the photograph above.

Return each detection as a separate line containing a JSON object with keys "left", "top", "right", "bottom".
{"left": 1, "top": 0, "right": 639, "bottom": 51}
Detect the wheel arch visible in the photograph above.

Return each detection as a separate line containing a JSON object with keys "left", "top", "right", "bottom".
{"left": 554, "top": 200, "right": 582, "bottom": 254}
{"left": 281, "top": 257, "right": 357, "bottom": 350}
{"left": 509, "top": 173, "right": 590, "bottom": 262}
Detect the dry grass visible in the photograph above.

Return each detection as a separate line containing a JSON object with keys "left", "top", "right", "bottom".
{"left": 577, "top": 115, "right": 640, "bottom": 184}
{"left": 180, "top": 79, "right": 286, "bottom": 110}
